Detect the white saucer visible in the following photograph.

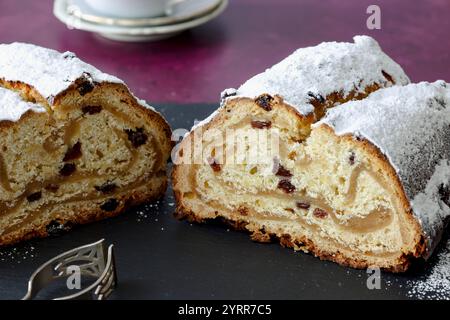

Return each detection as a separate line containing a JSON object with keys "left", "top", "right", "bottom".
{"left": 67, "top": 0, "right": 223, "bottom": 27}
{"left": 53, "top": 0, "right": 228, "bottom": 42}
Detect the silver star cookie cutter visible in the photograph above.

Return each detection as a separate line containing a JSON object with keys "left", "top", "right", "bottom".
{"left": 22, "top": 239, "right": 117, "bottom": 300}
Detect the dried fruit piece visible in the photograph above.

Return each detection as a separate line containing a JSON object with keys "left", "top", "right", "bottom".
{"left": 249, "top": 166, "right": 258, "bottom": 175}
{"left": 307, "top": 91, "right": 325, "bottom": 103}
{"left": 125, "top": 127, "right": 148, "bottom": 148}
{"left": 60, "top": 163, "right": 76, "bottom": 176}
{"left": 276, "top": 164, "right": 292, "bottom": 177}
{"left": 313, "top": 208, "right": 328, "bottom": 218}
{"left": 349, "top": 152, "right": 355, "bottom": 165}
{"left": 382, "top": 70, "right": 394, "bottom": 84}
{"left": 27, "top": 191, "right": 42, "bottom": 202}
{"left": 77, "top": 72, "right": 95, "bottom": 96}
{"left": 278, "top": 179, "right": 296, "bottom": 193}
{"left": 296, "top": 202, "right": 310, "bottom": 210}
{"left": 82, "top": 105, "right": 102, "bottom": 115}
{"left": 62, "top": 52, "right": 75, "bottom": 60}
{"left": 63, "top": 142, "right": 82, "bottom": 162}
{"left": 208, "top": 157, "right": 221, "bottom": 172}
{"left": 95, "top": 181, "right": 117, "bottom": 194}
{"left": 255, "top": 94, "right": 274, "bottom": 111}
{"left": 77, "top": 81, "right": 94, "bottom": 96}
{"left": 101, "top": 198, "right": 119, "bottom": 212}
{"left": 251, "top": 120, "right": 272, "bottom": 129}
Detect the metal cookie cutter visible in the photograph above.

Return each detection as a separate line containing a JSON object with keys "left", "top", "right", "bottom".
{"left": 22, "top": 239, "right": 117, "bottom": 300}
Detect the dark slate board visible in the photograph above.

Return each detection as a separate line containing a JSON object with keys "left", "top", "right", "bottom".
{"left": 0, "top": 103, "right": 446, "bottom": 300}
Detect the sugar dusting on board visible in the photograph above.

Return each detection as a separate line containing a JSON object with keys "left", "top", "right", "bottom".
{"left": 407, "top": 236, "right": 450, "bottom": 300}
{"left": 318, "top": 81, "right": 450, "bottom": 254}
{"left": 0, "top": 243, "right": 36, "bottom": 263}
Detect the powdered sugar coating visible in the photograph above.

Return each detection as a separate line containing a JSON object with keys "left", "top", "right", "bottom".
{"left": 0, "top": 87, "right": 46, "bottom": 122}
{"left": 0, "top": 43, "right": 122, "bottom": 100}
{"left": 0, "top": 42, "right": 157, "bottom": 120}
{"left": 317, "top": 81, "right": 450, "bottom": 254}
{"left": 231, "top": 35, "right": 409, "bottom": 115}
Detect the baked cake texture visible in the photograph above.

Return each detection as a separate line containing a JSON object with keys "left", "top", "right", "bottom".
{"left": 0, "top": 43, "right": 172, "bottom": 245}
{"left": 171, "top": 36, "right": 447, "bottom": 272}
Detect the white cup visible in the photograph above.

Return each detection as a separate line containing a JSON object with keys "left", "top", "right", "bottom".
{"left": 84, "top": 0, "right": 187, "bottom": 18}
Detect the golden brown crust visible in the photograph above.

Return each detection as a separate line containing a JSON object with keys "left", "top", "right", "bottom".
{"left": 317, "top": 125, "right": 427, "bottom": 259}
{"left": 0, "top": 177, "right": 167, "bottom": 246}
{"left": 174, "top": 203, "right": 416, "bottom": 273}
{"left": 0, "top": 78, "right": 173, "bottom": 245}
{"left": 172, "top": 87, "right": 426, "bottom": 272}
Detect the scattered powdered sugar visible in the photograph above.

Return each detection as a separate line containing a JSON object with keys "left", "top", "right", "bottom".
{"left": 231, "top": 35, "right": 409, "bottom": 116}
{"left": 0, "top": 42, "right": 122, "bottom": 101}
{"left": 0, "top": 243, "right": 36, "bottom": 263}
{"left": 0, "top": 87, "right": 46, "bottom": 121}
{"left": 407, "top": 237, "right": 450, "bottom": 300}
{"left": 317, "top": 81, "right": 450, "bottom": 254}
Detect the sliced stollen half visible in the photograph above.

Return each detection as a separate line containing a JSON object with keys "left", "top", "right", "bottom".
{"left": 0, "top": 43, "right": 172, "bottom": 245}
{"left": 172, "top": 36, "right": 429, "bottom": 271}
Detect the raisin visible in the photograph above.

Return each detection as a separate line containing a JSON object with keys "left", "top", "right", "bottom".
{"left": 63, "top": 142, "right": 82, "bottom": 162}
{"left": 95, "top": 181, "right": 117, "bottom": 194}
{"left": 82, "top": 105, "right": 102, "bottom": 115}
{"left": 62, "top": 52, "right": 75, "bottom": 60}
{"left": 101, "top": 198, "right": 119, "bottom": 212}
{"left": 307, "top": 91, "right": 325, "bottom": 103}
{"left": 125, "top": 127, "right": 148, "bottom": 148}
{"left": 349, "top": 152, "right": 355, "bottom": 165}
{"left": 381, "top": 70, "right": 394, "bottom": 84}
{"left": 60, "top": 163, "right": 76, "bottom": 176}
{"left": 296, "top": 202, "right": 310, "bottom": 210}
{"left": 77, "top": 81, "right": 94, "bottom": 96}
{"left": 275, "top": 164, "right": 292, "bottom": 177}
{"left": 46, "top": 220, "right": 71, "bottom": 236}
{"left": 251, "top": 120, "right": 272, "bottom": 129}
{"left": 255, "top": 94, "right": 274, "bottom": 111}
{"left": 284, "top": 208, "right": 295, "bottom": 213}
{"left": 208, "top": 157, "right": 221, "bottom": 172}
{"left": 313, "top": 208, "right": 328, "bottom": 218}
{"left": 27, "top": 191, "right": 42, "bottom": 202}
{"left": 278, "top": 179, "right": 296, "bottom": 193}
{"left": 77, "top": 72, "right": 95, "bottom": 96}
{"left": 45, "top": 184, "right": 60, "bottom": 192}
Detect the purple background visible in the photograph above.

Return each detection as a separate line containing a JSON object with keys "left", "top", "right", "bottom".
{"left": 1, "top": 0, "right": 449, "bottom": 104}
